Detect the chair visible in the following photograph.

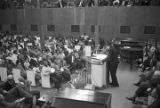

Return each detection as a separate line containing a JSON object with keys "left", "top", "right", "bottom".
{"left": 12, "top": 68, "right": 21, "bottom": 83}
{"left": 26, "top": 70, "right": 36, "bottom": 86}
{"left": 0, "top": 67, "right": 7, "bottom": 81}
{"left": 41, "top": 70, "right": 51, "bottom": 88}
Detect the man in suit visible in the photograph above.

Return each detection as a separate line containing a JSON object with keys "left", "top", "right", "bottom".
{"left": 0, "top": 93, "right": 23, "bottom": 108}
{"left": 0, "top": 75, "right": 16, "bottom": 92}
{"left": 106, "top": 43, "right": 120, "bottom": 87}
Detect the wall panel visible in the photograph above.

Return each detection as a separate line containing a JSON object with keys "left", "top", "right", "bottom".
{"left": 52, "top": 8, "right": 74, "bottom": 25}
{"left": 41, "top": 9, "right": 49, "bottom": 25}
{"left": 25, "top": 9, "right": 41, "bottom": 24}
{"left": 2, "top": 24, "right": 10, "bottom": 32}
{"left": 85, "top": 7, "right": 98, "bottom": 25}
{"left": 73, "top": 8, "right": 85, "bottom": 25}
{"left": 97, "top": 7, "right": 113, "bottom": 26}
{"left": 80, "top": 25, "right": 91, "bottom": 34}
{"left": 112, "top": 7, "right": 128, "bottom": 26}
{"left": 100, "top": 25, "right": 114, "bottom": 41}
{"left": 127, "top": 7, "right": 145, "bottom": 26}
{"left": 0, "top": 10, "right": 4, "bottom": 24}
{"left": 145, "top": 7, "right": 160, "bottom": 26}
{"left": 55, "top": 24, "right": 70, "bottom": 35}
{"left": 0, "top": 10, "right": 17, "bottom": 24}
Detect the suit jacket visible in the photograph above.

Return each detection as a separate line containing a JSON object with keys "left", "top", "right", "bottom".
{"left": 65, "top": 54, "right": 75, "bottom": 65}
{"left": 107, "top": 45, "right": 119, "bottom": 64}
{"left": 0, "top": 94, "right": 23, "bottom": 108}
{"left": 0, "top": 80, "right": 16, "bottom": 92}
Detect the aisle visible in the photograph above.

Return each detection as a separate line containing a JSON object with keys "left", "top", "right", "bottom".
{"left": 97, "top": 62, "right": 140, "bottom": 108}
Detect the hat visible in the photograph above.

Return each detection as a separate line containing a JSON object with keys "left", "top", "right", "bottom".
{"left": 7, "top": 75, "right": 13, "bottom": 80}
{"left": 18, "top": 77, "right": 25, "bottom": 83}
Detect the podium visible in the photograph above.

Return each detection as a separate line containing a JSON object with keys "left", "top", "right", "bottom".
{"left": 91, "top": 54, "right": 107, "bottom": 88}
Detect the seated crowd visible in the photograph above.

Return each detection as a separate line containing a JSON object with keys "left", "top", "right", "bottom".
{"left": 136, "top": 42, "right": 160, "bottom": 72}
{"left": 0, "top": 75, "right": 39, "bottom": 108}
{"left": 0, "top": 31, "right": 95, "bottom": 108}
{"left": 0, "top": 0, "right": 160, "bottom": 9}
{"left": 126, "top": 43, "right": 160, "bottom": 108}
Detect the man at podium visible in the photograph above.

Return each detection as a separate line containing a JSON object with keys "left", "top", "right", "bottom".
{"left": 106, "top": 43, "right": 120, "bottom": 87}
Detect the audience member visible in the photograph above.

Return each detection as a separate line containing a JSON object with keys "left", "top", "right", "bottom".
{"left": 127, "top": 61, "right": 160, "bottom": 108}
{"left": 1, "top": 0, "right": 160, "bottom": 9}
{"left": 0, "top": 75, "right": 33, "bottom": 108}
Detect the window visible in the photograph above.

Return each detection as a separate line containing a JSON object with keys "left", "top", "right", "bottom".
{"left": 144, "top": 26, "right": 156, "bottom": 34}
{"left": 10, "top": 24, "right": 17, "bottom": 31}
{"left": 71, "top": 25, "right": 80, "bottom": 32}
{"left": 120, "top": 26, "right": 130, "bottom": 34}
{"left": 47, "top": 25, "right": 55, "bottom": 31}
{"left": 91, "top": 25, "right": 95, "bottom": 33}
{"left": 31, "top": 24, "right": 38, "bottom": 31}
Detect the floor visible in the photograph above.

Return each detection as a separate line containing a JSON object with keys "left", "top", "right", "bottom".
{"left": 32, "top": 62, "right": 140, "bottom": 108}
{"left": 98, "top": 62, "right": 140, "bottom": 108}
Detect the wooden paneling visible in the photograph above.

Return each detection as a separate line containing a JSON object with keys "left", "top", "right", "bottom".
{"left": 55, "top": 24, "right": 70, "bottom": 34}
{"left": 80, "top": 25, "right": 91, "bottom": 34}
{"left": 0, "top": 7, "right": 160, "bottom": 41}
{"left": 0, "top": 24, "right": 2, "bottom": 31}
{"left": 127, "top": 7, "right": 145, "bottom": 26}
{"left": 145, "top": 7, "right": 160, "bottom": 26}
{"left": 85, "top": 7, "right": 98, "bottom": 25}
{"left": 52, "top": 8, "right": 74, "bottom": 25}
{"left": 97, "top": 7, "right": 113, "bottom": 26}
{"left": 73, "top": 8, "right": 85, "bottom": 25}
{"left": 2, "top": 24, "right": 10, "bottom": 31}
{"left": 25, "top": 9, "right": 41, "bottom": 24}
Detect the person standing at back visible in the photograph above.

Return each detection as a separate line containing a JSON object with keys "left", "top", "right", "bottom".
{"left": 106, "top": 42, "right": 120, "bottom": 87}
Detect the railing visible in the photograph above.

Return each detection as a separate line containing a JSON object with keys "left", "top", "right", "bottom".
{"left": 0, "top": 0, "right": 160, "bottom": 10}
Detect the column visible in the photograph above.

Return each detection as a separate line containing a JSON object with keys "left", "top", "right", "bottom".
{"left": 37, "top": 0, "right": 40, "bottom": 8}
{"left": 94, "top": 0, "right": 99, "bottom": 45}
{"left": 94, "top": 25, "right": 100, "bottom": 46}
{"left": 40, "top": 25, "right": 46, "bottom": 49}
{"left": 94, "top": 0, "right": 99, "bottom": 6}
